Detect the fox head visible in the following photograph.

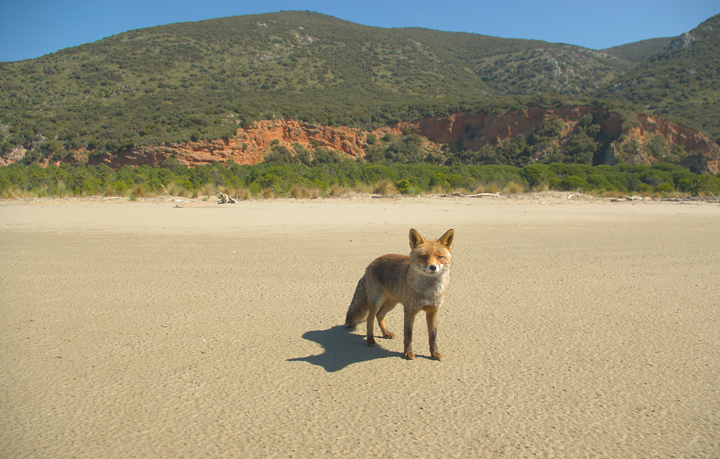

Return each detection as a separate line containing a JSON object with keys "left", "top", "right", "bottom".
{"left": 408, "top": 228, "right": 454, "bottom": 276}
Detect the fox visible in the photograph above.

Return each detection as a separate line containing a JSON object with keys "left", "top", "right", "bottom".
{"left": 345, "top": 228, "right": 455, "bottom": 360}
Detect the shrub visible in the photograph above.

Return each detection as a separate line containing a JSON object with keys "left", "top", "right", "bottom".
{"left": 655, "top": 183, "right": 674, "bottom": 194}
{"left": 113, "top": 178, "right": 128, "bottom": 196}
{"left": 677, "top": 177, "right": 697, "bottom": 195}
{"left": 560, "top": 175, "right": 592, "bottom": 192}
{"left": 635, "top": 183, "right": 654, "bottom": 194}
{"left": 520, "top": 163, "right": 553, "bottom": 189}
{"left": 265, "top": 145, "right": 295, "bottom": 163}
{"left": 395, "top": 179, "right": 411, "bottom": 194}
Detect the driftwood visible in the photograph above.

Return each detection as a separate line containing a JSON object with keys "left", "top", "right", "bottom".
{"left": 613, "top": 195, "right": 720, "bottom": 203}
{"left": 661, "top": 196, "right": 720, "bottom": 203}
{"left": 618, "top": 195, "right": 644, "bottom": 201}
{"left": 161, "top": 184, "right": 189, "bottom": 203}
{"left": 371, "top": 192, "right": 501, "bottom": 198}
{"left": 219, "top": 192, "right": 238, "bottom": 204}
{"left": 440, "top": 192, "right": 501, "bottom": 198}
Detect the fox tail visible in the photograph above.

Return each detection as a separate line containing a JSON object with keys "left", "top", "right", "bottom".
{"left": 344, "top": 276, "right": 369, "bottom": 328}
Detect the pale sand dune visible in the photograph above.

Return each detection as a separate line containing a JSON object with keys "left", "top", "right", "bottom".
{"left": 1, "top": 196, "right": 719, "bottom": 458}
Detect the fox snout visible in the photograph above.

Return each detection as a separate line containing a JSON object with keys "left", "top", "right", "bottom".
{"left": 419, "top": 260, "right": 445, "bottom": 275}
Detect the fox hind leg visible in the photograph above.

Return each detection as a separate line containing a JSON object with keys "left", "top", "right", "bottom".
{"left": 365, "top": 296, "right": 380, "bottom": 346}
{"left": 376, "top": 300, "right": 397, "bottom": 339}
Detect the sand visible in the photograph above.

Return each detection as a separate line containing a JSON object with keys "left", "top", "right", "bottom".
{"left": 1, "top": 194, "right": 718, "bottom": 458}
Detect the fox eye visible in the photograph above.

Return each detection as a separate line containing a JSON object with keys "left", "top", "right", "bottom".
{"left": 437, "top": 255, "right": 444, "bottom": 260}
{"left": 420, "top": 254, "right": 429, "bottom": 260}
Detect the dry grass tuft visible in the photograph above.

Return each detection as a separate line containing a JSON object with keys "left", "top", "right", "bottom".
{"left": 474, "top": 182, "right": 500, "bottom": 194}
{"left": 235, "top": 188, "right": 252, "bottom": 200}
{"left": 289, "top": 185, "right": 318, "bottom": 199}
{"left": 502, "top": 181, "right": 525, "bottom": 195}
{"left": 132, "top": 184, "right": 147, "bottom": 198}
{"left": 200, "top": 183, "right": 215, "bottom": 198}
{"left": 328, "top": 184, "right": 349, "bottom": 197}
{"left": 374, "top": 179, "right": 397, "bottom": 196}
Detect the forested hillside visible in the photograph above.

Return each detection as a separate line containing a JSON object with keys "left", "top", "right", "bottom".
{"left": 600, "top": 14, "right": 720, "bottom": 142}
{"left": 601, "top": 37, "right": 674, "bottom": 64}
{"left": 1, "top": 10, "right": 719, "bottom": 175}
{"left": 0, "top": 11, "right": 629, "bottom": 157}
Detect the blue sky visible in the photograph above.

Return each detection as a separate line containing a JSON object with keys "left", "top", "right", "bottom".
{"left": 1, "top": 0, "right": 718, "bottom": 62}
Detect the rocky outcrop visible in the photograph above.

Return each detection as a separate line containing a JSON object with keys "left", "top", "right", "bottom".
{"left": 377, "top": 106, "right": 623, "bottom": 149}
{"left": 611, "top": 115, "right": 720, "bottom": 173}
{"left": 632, "top": 114, "right": 718, "bottom": 155}
{"left": 85, "top": 119, "right": 369, "bottom": 168}
{"left": 81, "top": 106, "right": 625, "bottom": 169}
{"left": 0, "top": 147, "right": 26, "bottom": 167}
{"left": 378, "top": 107, "right": 717, "bottom": 172}
{"left": 6, "top": 107, "right": 718, "bottom": 173}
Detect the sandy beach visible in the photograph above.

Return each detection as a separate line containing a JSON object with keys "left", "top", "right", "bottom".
{"left": 1, "top": 194, "right": 719, "bottom": 458}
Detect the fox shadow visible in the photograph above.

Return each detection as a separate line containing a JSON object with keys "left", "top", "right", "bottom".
{"left": 287, "top": 325, "right": 400, "bottom": 372}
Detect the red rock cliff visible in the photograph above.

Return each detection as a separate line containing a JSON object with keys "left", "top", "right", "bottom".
{"left": 23, "top": 107, "right": 717, "bottom": 173}
{"left": 85, "top": 119, "right": 368, "bottom": 168}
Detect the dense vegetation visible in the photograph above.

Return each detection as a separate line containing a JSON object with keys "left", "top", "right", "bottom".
{"left": 601, "top": 37, "right": 674, "bottom": 64}
{"left": 2, "top": 160, "right": 718, "bottom": 199}
{"left": 1, "top": 10, "right": 633, "bottom": 160}
{"left": 601, "top": 15, "right": 720, "bottom": 142}
{"left": 1, "top": 10, "right": 719, "bottom": 177}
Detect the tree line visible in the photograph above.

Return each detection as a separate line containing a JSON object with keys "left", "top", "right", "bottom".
{"left": 2, "top": 160, "right": 718, "bottom": 199}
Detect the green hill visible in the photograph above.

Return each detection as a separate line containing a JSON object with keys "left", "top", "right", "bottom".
{"left": 0, "top": 10, "right": 718, "bottom": 166}
{"left": 601, "top": 37, "right": 675, "bottom": 64}
{"left": 0, "top": 11, "right": 629, "bottom": 158}
{"left": 600, "top": 14, "right": 720, "bottom": 143}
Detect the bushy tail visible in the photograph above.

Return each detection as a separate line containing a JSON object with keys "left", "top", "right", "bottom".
{"left": 345, "top": 276, "right": 369, "bottom": 328}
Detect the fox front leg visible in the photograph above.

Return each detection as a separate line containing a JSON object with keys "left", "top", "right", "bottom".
{"left": 425, "top": 307, "right": 441, "bottom": 361}
{"left": 403, "top": 308, "right": 419, "bottom": 360}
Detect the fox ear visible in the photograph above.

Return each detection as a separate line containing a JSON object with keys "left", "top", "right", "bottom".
{"left": 438, "top": 229, "right": 455, "bottom": 251}
{"left": 409, "top": 228, "right": 426, "bottom": 249}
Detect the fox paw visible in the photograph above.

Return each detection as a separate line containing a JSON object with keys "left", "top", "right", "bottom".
{"left": 382, "top": 332, "right": 395, "bottom": 339}
{"left": 404, "top": 352, "right": 415, "bottom": 360}
{"left": 431, "top": 352, "right": 442, "bottom": 361}
{"left": 367, "top": 337, "right": 376, "bottom": 346}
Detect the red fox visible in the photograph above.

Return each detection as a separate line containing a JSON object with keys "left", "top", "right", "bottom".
{"left": 345, "top": 228, "right": 455, "bottom": 360}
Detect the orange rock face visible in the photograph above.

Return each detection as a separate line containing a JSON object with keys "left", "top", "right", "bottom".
{"left": 88, "top": 119, "right": 369, "bottom": 168}
{"left": 633, "top": 115, "right": 718, "bottom": 156}
{"left": 4, "top": 107, "right": 715, "bottom": 172}
{"left": 376, "top": 107, "right": 717, "bottom": 172}
{"left": 385, "top": 106, "right": 622, "bottom": 150}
